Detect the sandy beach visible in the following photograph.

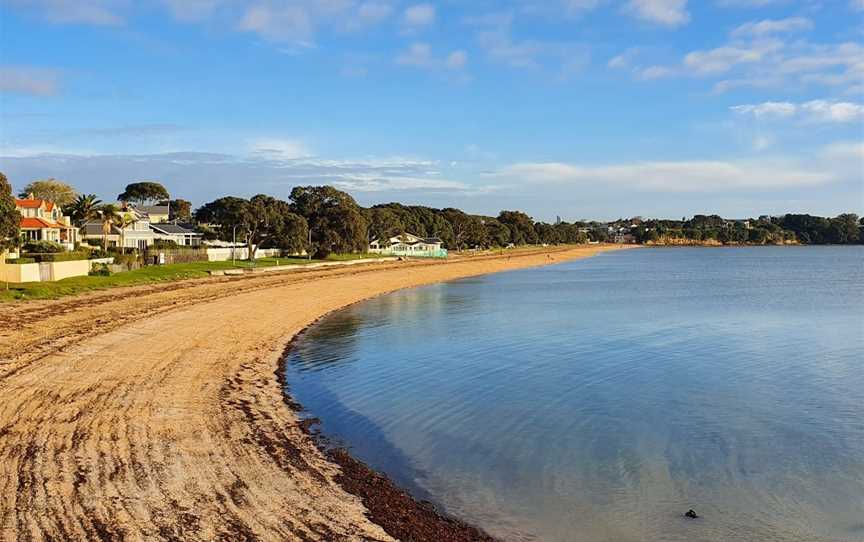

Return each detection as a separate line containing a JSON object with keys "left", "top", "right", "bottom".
{"left": 0, "top": 244, "right": 629, "bottom": 541}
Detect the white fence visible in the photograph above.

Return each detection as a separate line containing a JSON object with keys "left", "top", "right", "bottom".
{"left": 205, "top": 247, "right": 282, "bottom": 262}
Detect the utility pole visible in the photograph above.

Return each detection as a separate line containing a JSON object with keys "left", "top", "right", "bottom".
{"left": 307, "top": 227, "right": 312, "bottom": 261}
{"left": 232, "top": 225, "right": 237, "bottom": 267}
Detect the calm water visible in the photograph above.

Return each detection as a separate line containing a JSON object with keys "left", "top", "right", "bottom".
{"left": 284, "top": 247, "right": 864, "bottom": 542}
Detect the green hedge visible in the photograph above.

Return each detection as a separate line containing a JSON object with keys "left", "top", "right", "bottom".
{"left": 5, "top": 258, "right": 36, "bottom": 264}
{"left": 22, "top": 251, "right": 92, "bottom": 263}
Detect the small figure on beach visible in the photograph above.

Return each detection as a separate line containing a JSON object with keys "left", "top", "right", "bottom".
{"left": 685, "top": 509, "right": 699, "bottom": 519}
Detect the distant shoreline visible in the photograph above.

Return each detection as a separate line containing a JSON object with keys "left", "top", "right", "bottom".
{"left": 0, "top": 244, "right": 632, "bottom": 541}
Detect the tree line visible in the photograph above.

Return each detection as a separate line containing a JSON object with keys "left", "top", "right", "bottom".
{"left": 627, "top": 214, "right": 863, "bottom": 245}
{"left": 2, "top": 173, "right": 862, "bottom": 260}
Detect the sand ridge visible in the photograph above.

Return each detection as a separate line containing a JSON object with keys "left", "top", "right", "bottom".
{"left": 0, "top": 245, "right": 631, "bottom": 541}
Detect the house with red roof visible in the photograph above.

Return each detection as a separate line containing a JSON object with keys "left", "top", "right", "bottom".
{"left": 15, "top": 196, "right": 78, "bottom": 250}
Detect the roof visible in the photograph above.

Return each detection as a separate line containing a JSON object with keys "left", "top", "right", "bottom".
{"left": 150, "top": 223, "right": 200, "bottom": 236}
{"left": 20, "top": 217, "right": 62, "bottom": 229}
{"left": 15, "top": 198, "right": 55, "bottom": 211}
{"left": 139, "top": 205, "right": 169, "bottom": 215}
{"left": 82, "top": 221, "right": 120, "bottom": 236}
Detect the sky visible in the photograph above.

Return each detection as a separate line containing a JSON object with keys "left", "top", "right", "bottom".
{"left": 0, "top": 0, "right": 862, "bottom": 221}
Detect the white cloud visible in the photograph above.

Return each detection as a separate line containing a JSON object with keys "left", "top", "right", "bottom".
{"left": 355, "top": 1, "right": 394, "bottom": 25}
{"left": 489, "top": 158, "right": 835, "bottom": 192}
{"left": 0, "top": 66, "right": 59, "bottom": 96}
{"left": 238, "top": 3, "right": 314, "bottom": 44}
{"left": 474, "top": 17, "right": 589, "bottom": 75}
{"left": 5, "top": 0, "right": 127, "bottom": 25}
{"left": 0, "top": 151, "right": 469, "bottom": 202}
{"left": 249, "top": 138, "right": 311, "bottom": 159}
{"left": 445, "top": 50, "right": 469, "bottom": 70}
{"left": 731, "top": 17, "right": 812, "bottom": 38}
{"left": 625, "top": 0, "right": 690, "bottom": 27}
{"left": 160, "top": 0, "right": 224, "bottom": 22}
{"left": 402, "top": 3, "right": 436, "bottom": 29}
{"left": 715, "top": 0, "right": 784, "bottom": 7}
{"left": 636, "top": 65, "right": 674, "bottom": 79}
{"left": 684, "top": 40, "right": 782, "bottom": 74}
{"left": 732, "top": 100, "right": 864, "bottom": 123}
{"left": 636, "top": 33, "right": 864, "bottom": 94}
{"left": 396, "top": 44, "right": 469, "bottom": 72}
{"left": 608, "top": 47, "right": 640, "bottom": 69}
{"left": 730, "top": 101, "right": 797, "bottom": 118}
{"left": 396, "top": 42, "right": 434, "bottom": 67}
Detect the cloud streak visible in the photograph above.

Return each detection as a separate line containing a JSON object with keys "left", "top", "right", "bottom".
{"left": 0, "top": 66, "right": 60, "bottom": 96}
{"left": 731, "top": 100, "right": 864, "bottom": 123}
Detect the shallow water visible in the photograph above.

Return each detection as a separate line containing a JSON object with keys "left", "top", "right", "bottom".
{"left": 284, "top": 247, "right": 864, "bottom": 541}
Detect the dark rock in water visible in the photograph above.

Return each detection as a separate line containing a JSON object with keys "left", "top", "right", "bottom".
{"left": 685, "top": 509, "right": 699, "bottom": 519}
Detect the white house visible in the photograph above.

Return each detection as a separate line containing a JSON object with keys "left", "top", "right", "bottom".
{"left": 369, "top": 233, "right": 447, "bottom": 258}
{"left": 81, "top": 206, "right": 201, "bottom": 249}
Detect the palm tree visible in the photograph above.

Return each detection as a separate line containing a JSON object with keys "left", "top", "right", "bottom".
{"left": 99, "top": 204, "right": 121, "bottom": 251}
{"left": 69, "top": 194, "right": 102, "bottom": 227}
{"left": 114, "top": 212, "right": 136, "bottom": 254}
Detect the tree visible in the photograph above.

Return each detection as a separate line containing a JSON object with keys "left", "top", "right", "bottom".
{"left": 265, "top": 200, "right": 309, "bottom": 255}
{"left": 290, "top": 186, "right": 368, "bottom": 258}
{"left": 98, "top": 204, "right": 122, "bottom": 251}
{"left": 196, "top": 195, "right": 307, "bottom": 260}
{"left": 440, "top": 208, "right": 487, "bottom": 249}
{"left": 114, "top": 211, "right": 136, "bottom": 254}
{"left": 118, "top": 182, "right": 170, "bottom": 206}
{"left": 827, "top": 214, "right": 859, "bottom": 244}
{"left": 165, "top": 199, "right": 192, "bottom": 222}
{"left": 481, "top": 217, "right": 511, "bottom": 247}
{"left": 497, "top": 210, "right": 538, "bottom": 245}
{"left": 68, "top": 194, "right": 103, "bottom": 227}
{"left": 365, "top": 207, "right": 405, "bottom": 243}
{"left": 1, "top": 172, "right": 21, "bottom": 253}
{"left": 18, "top": 178, "right": 77, "bottom": 207}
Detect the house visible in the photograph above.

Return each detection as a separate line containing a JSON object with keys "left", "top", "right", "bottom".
{"left": 613, "top": 233, "right": 636, "bottom": 244}
{"left": 82, "top": 207, "right": 154, "bottom": 250}
{"left": 150, "top": 223, "right": 202, "bottom": 246}
{"left": 369, "top": 233, "right": 447, "bottom": 258}
{"left": 15, "top": 196, "right": 77, "bottom": 250}
{"left": 138, "top": 204, "right": 170, "bottom": 224}
{"left": 81, "top": 206, "right": 201, "bottom": 249}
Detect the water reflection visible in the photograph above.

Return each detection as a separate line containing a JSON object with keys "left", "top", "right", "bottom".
{"left": 285, "top": 247, "right": 864, "bottom": 542}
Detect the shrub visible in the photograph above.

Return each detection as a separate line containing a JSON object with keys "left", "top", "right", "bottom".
{"left": 22, "top": 251, "right": 91, "bottom": 263}
{"left": 5, "top": 257, "right": 36, "bottom": 264}
{"left": 152, "top": 239, "right": 179, "bottom": 249}
{"left": 89, "top": 263, "right": 111, "bottom": 276}
{"left": 23, "top": 240, "right": 64, "bottom": 253}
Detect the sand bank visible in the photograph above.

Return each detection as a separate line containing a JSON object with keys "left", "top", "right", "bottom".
{"left": 0, "top": 244, "right": 631, "bottom": 541}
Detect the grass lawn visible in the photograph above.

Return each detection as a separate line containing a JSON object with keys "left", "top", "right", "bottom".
{"left": 0, "top": 254, "right": 380, "bottom": 302}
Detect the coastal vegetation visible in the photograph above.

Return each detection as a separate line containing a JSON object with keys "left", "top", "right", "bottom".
{"left": 17, "top": 178, "right": 78, "bottom": 207}
{"left": 2, "top": 171, "right": 862, "bottom": 271}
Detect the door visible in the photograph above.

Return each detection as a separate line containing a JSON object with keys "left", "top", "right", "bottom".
{"left": 39, "top": 262, "right": 52, "bottom": 282}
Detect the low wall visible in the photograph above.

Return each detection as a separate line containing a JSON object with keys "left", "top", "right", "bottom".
{"left": 1, "top": 257, "right": 114, "bottom": 283}
{"left": 145, "top": 248, "right": 209, "bottom": 265}
{"left": 206, "top": 247, "right": 282, "bottom": 262}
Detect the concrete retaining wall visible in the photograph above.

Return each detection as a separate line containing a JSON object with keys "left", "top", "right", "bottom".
{"left": 1, "top": 257, "right": 114, "bottom": 283}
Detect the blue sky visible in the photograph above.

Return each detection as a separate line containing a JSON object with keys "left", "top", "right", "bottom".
{"left": 1, "top": 0, "right": 862, "bottom": 220}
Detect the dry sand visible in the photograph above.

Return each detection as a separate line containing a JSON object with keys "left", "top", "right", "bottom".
{"left": 0, "top": 245, "right": 630, "bottom": 541}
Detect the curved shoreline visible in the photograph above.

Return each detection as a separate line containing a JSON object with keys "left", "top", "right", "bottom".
{"left": 0, "top": 245, "right": 632, "bottom": 541}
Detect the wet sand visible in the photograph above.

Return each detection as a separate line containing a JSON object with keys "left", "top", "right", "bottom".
{"left": 0, "top": 245, "right": 630, "bottom": 541}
